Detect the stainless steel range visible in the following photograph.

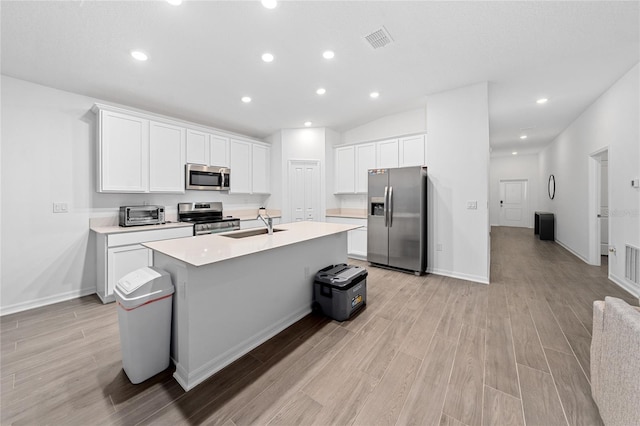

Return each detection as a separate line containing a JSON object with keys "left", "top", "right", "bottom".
{"left": 178, "top": 202, "right": 240, "bottom": 236}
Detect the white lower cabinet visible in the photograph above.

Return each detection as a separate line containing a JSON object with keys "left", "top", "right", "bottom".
{"left": 107, "top": 245, "right": 152, "bottom": 302}
{"left": 347, "top": 227, "right": 367, "bottom": 259}
{"left": 96, "top": 226, "right": 193, "bottom": 303}
{"left": 325, "top": 217, "right": 367, "bottom": 260}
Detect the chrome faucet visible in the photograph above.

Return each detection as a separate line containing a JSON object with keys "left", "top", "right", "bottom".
{"left": 257, "top": 211, "right": 273, "bottom": 235}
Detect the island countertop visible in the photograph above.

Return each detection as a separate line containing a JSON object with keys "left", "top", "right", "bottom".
{"left": 143, "top": 221, "right": 361, "bottom": 267}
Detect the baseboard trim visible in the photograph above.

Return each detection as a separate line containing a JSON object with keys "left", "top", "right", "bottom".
{"left": 608, "top": 272, "right": 640, "bottom": 299}
{"left": 1, "top": 287, "right": 97, "bottom": 316}
{"left": 555, "top": 239, "right": 590, "bottom": 264}
{"left": 426, "top": 267, "right": 490, "bottom": 285}
{"left": 347, "top": 254, "right": 367, "bottom": 261}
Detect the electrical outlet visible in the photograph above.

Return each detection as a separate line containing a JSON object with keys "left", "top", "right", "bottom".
{"left": 467, "top": 201, "right": 478, "bottom": 210}
{"left": 437, "top": 243, "right": 443, "bottom": 251}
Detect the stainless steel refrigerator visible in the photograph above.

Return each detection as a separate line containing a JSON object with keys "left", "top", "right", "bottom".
{"left": 367, "top": 166, "right": 427, "bottom": 275}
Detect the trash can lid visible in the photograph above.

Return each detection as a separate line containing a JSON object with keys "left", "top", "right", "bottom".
{"left": 115, "top": 267, "right": 174, "bottom": 310}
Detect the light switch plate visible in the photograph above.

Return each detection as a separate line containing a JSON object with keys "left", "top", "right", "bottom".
{"left": 632, "top": 178, "right": 639, "bottom": 188}
{"left": 466, "top": 201, "right": 478, "bottom": 210}
{"left": 53, "top": 202, "right": 68, "bottom": 213}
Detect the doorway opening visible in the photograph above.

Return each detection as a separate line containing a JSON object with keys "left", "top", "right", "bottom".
{"left": 588, "top": 148, "right": 609, "bottom": 267}
{"left": 499, "top": 179, "right": 529, "bottom": 228}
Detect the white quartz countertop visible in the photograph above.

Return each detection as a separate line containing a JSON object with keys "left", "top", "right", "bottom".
{"left": 90, "top": 221, "right": 193, "bottom": 235}
{"left": 143, "top": 221, "right": 361, "bottom": 267}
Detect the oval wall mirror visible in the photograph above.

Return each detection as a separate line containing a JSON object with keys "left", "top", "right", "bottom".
{"left": 548, "top": 174, "right": 556, "bottom": 199}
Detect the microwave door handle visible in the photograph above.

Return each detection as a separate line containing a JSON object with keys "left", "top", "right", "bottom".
{"left": 221, "top": 170, "right": 226, "bottom": 188}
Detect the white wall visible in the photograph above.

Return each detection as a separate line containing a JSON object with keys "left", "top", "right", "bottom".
{"left": 489, "top": 154, "right": 540, "bottom": 227}
{"left": 341, "top": 108, "right": 426, "bottom": 145}
{"left": 266, "top": 130, "right": 283, "bottom": 213}
{"left": 538, "top": 63, "right": 639, "bottom": 297}
{"left": 324, "top": 128, "right": 340, "bottom": 211}
{"left": 1, "top": 76, "right": 269, "bottom": 314}
{"left": 426, "top": 82, "right": 491, "bottom": 284}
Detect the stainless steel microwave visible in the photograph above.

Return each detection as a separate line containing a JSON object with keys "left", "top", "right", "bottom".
{"left": 119, "top": 205, "right": 165, "bottom": 227}
{"left": 185, "top": 164, "right": 230, "bottom": 191}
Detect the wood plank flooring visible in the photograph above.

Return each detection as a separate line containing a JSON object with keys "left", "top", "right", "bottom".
{"left": 1, "top": 226, "right": 637, "bottom": 425}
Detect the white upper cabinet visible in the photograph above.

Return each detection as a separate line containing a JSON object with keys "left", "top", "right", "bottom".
{"left": 229, "top": 139, "right": 252, "bottom": 194}
{"left": 333, "top": 134, "right": 426, "bottom": 195}
{"left": 95, "top": 103, "right": 264, "bottom": 194}
{"left": 210, "top": 135, "right": 230, "bottom": 167}
{"left": 251, "top": 143, "right": 270, "bottom": 194}
{"left": 399, "top": 134, "right": 426, "bottom": 167}
{"left": 230, "top": 139, "right": 270, "bottom": 194}
{"left": 376, "top": 139, "right": 399, "bottom": 169}
{"left": 185, "top": 129, "right": 209, "bottom": 165}
{"left": 97, "top": 110, "right": 149, "bottom": 193}
{"left": 355, "top": 143, "right": 376, "bottom": 193}
{"left": 149, "top": 121, "right": 185, "bottom": 193}
{"left": 186, "top": 131, "right": 230, "bottom": 168}
{"left": 335, "top": 146, "right": 356, "bottom": 194}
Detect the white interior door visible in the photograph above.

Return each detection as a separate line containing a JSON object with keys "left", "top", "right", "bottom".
{"left": 499, "top": 179, "right": 529, "bottom": 227}
{"left": 289, "top": 160, "right": 320, "bottom": 222}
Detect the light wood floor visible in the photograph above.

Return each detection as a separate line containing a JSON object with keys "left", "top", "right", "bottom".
{"left": 2, "top": 226, "right": 637, "bottom": 425}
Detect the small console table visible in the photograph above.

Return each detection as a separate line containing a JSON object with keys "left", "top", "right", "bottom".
{"left": 534, "top": 211, "right": 555, "bottom": 241}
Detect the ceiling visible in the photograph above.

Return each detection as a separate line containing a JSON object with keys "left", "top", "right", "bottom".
{"left": 2, "top": 1, "right": 638, "bottom": 155}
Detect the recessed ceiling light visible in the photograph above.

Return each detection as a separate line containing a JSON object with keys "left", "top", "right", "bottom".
{"left": 316, "top": 88, "right": 326, "bottom": 95}
{"left": 130, "top": 50, "right": 148, "bottom": 61}
{"left": 241, "top": 96, "right": 252, "bottom": 103}
{"left": 512, "top": 151, "right": 518, "bottom": 155}
{"left": 536, "top": 98, "right": 548, "bottom": 104}
{"left": 520, "top": 135, "right": 527, "bottom": 140}
{"left": 370, "top": 92, "right": 380, "bottom": 98}
{"left": 166, "top": 0, "right": 182, "bottom": 5}
{"left": 261, "top": 53, "right": 274, "bottom": 63}
{"left": 323, "top": 50, "right": 335, "bottom": 59}
{"left": 304, "top": 121, "right": 312, "bottom": 127}
{"left": 261, "top": 0, "right": 277, "bottom": 9}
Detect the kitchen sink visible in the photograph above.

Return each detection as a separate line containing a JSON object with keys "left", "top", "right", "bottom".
{"left": 221, "top": 228, "right": 286, "bottom": 239}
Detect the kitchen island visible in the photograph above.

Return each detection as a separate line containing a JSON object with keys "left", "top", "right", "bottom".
{"left": 144, "top": 221, "right": 361, "bottom": 391}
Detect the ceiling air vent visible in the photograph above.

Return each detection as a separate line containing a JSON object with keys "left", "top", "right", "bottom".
{"left": 364, "top": 26, "right": 393, "bottom": 49}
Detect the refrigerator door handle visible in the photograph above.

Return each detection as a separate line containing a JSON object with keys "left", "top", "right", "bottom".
{"left": 389, "top": 186, "right": 393, "bottom": 227}
{"left": 383, "top": 186, "right": 389, "bottom": 227}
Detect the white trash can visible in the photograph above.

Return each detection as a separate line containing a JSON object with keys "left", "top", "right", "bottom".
{"left": 115, "top": 266, "right": 174, "bottom": 384}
